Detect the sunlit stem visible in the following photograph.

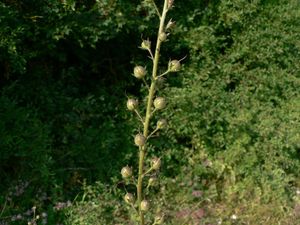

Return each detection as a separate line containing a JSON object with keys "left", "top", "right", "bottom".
{"left": 151, "top": 0, "right": 161, "bottom": 18}
{"left": 157, "top": 69, "right": 170, "bottom": 78}
{"left": 148, "top": 49, "right": 154, "bottom": 61}
{"left": 143, "top": 167, "right": 154, "bottom": 177}
{"left": 142, "top": 78, "right": 150, "bottom": 90}
{"left": 134, "top": 109, "right": 144, "bottom": 125}
{"left": 150, "top": 108, "right": 158, "bottom": 117}
{"left": 148, "top": 127, "right": 159, "bottom": 139}
{"left": 130, "top": 203, "right": 139, "bottom": 215}
{"left": 131, "top": 176, "right": 137, "bottom": 186}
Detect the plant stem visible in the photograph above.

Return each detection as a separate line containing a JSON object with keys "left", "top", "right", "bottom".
{"left": 136, "top": 1, "right": 169, "bottom": 224}
{"left": 151, "top": 0, "right": 161, "bottom": 18}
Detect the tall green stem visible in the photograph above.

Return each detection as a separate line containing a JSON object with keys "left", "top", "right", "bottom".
{"left": 136, "top": 1, "right": 169, "bottom": 224}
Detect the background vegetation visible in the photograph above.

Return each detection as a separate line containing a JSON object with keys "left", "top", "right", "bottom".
{"left": 0, "top": 0, "right": 299, "bottom": 224}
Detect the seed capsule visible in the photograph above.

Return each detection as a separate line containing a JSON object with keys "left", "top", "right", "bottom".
{"left": 159, "top": 32, "right": 167, "bottom": 42}
{"left": 168, "top": 60, "right": 181, "bottom": 72}
{"left": 151, "top": 157, "right": 161, "bottom": 170}
{"left": 133, "top": 66, "right": 147, "bottom": 79}
{"left": 124, "top": 193, "right": 135, "bottom": 204}
{"left": 154, "top": 213, "right": 164, "bottom": 224}
{"left": 121, "top": 166, "right": 132, "bottom": 179}
{"left": 166, "top": 19, "right": 176, "bottom": 30}
{"left": 156, "top": 77, "right": 165, "bottom": 89}
{"left": 168, "top": 0, "right": 174, "bottom": 9}
{"left": 157, "top": 119, "right": 167, "bottom": 129}
{"left": 126, "top": 99, "right": 138, "bottom": 111}
{"left": 148, "top": 177, "right": 158, "bottom": 187}
{"left": 154, "top": 97, "right": 166, "bottom": 110}
{"left": 140, "top": 200, "right": 150, "bottom": 212}
{"left": 134, "top": 134, "right": 146, "bottom": 147}
{"left": 141, "top": 39, "right": 151, "bottom": 50}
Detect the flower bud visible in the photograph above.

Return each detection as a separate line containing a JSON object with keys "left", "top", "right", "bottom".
{"left": 168, "top": 0, "right": 174, "bottom": 9}
{"left": 141, "top": 39, "right": 151, "bottom": 50}
{"left": 134, "top": 134, "right": 146, "bottom": 147}
{"left": 133, "top": 66, "right": 147, "bottom": 79}
{"left": 166, "top": 19, "right": 175, "bottom": 30}
{"left": 168, "top": 60, "right": 181, "bottom": 72}
{"left": 156, "top": 77, "right": 165, "bottom": 89}
{"left": 124, "top": 193, "right": 135, "bottom": 204}
{"left": 126, "top": 99, "right": 138, "bottom": 111}
{"left": 121, "top": 166, "right": 132, "bottom": 179}
{"left": 157, "top": 119, "right": 167, "bottom": 129}
{"left": 154, "top": 97, "right": 166, "bottom": 110}
{"left": 151, "top": 157, "right": 161, "bottom": 170}
{"left": 148, "top": 177, "right": 158, "bottom": 187}
{"left": 154, "top": 213, "right": 164, "bottom": 224}
{"left": 159, "top": 32, "right": 167, "bottom": 42}
{"left": 140, "top": 200, "right": 150, "bottom": 212}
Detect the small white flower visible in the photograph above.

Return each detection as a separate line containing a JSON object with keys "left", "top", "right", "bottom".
{"left": 231, "top": 214, "right": 238, "bottom": 220}
{"left": 296, "top": 189, "right": 300, "bottom": 195}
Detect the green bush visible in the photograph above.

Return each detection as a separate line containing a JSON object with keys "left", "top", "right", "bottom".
{"left": 161, "top": 0, "right": 300, "bottom": 223}
{"left": 0, "top": 96, "right": 51, "bottom": 188}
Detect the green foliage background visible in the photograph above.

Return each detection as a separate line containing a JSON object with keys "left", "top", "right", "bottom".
{"left": 0, "top": 0, "right": 299, "bottom": 224}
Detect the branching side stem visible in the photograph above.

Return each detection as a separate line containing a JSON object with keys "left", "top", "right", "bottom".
{"left": 150, "top": 0, "right": 161, "bottom": 18}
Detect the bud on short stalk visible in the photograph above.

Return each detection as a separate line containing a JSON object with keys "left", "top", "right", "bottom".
{"left": 157, "top": 119, "right": 167, "bottom": 129}
{"left": 141, "top": 39, "right": 151, "bottom": 50}
{"left": 148, "top": 177, "right": 158, "bottom": 187}
{"left": 156, "top": 77, "right": 165, "bottom": 89}
{"left": 124, "top": 193, "right": 135, "bottom": 204}
{"left": 134, "top": 134, "right": 146, "bottom": 147}
{"left": 133, "top": 66, "right": 147, "bottom": 79}
{"left": 159, "top": 32, "right": 167, "bottom": 42}
{"left": 154, "top": 97, "right": 166, "bottom": 110}
{"left": 154, "top": 213, "right": 164, "bottom": 224}
{"left": 127, "top": 99, "right": 138, "bottom": 111}
{"left": 168, "top": 60, "right": 181, "bottom": 72}
{"left": 166, "top": 19, "right": 175, "bottom": 30}
{"left": 151, "top": 157, "right": 161, "bottom": 170}
{"left": 121, "top": 166, "right": 132, "bottom": 179}
{"left": 168, "top": 0, "right": 174, "bottom": 9}
{"left": 140, "top": 200, "right": 150, "bottom": 212}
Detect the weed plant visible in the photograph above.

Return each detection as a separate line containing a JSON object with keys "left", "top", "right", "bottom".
{"left": 120, "top": 0, "right": 183, "bottom": 224}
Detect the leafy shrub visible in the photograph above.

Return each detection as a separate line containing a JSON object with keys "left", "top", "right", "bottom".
{"left": 0, "top": 96, "right": 51, "bottom": 188}
{"left": 65, "top": 181, "right": 127, "bottom": 225}
{"left": 161, "top": 0, "right": 300, "bottom": 223}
